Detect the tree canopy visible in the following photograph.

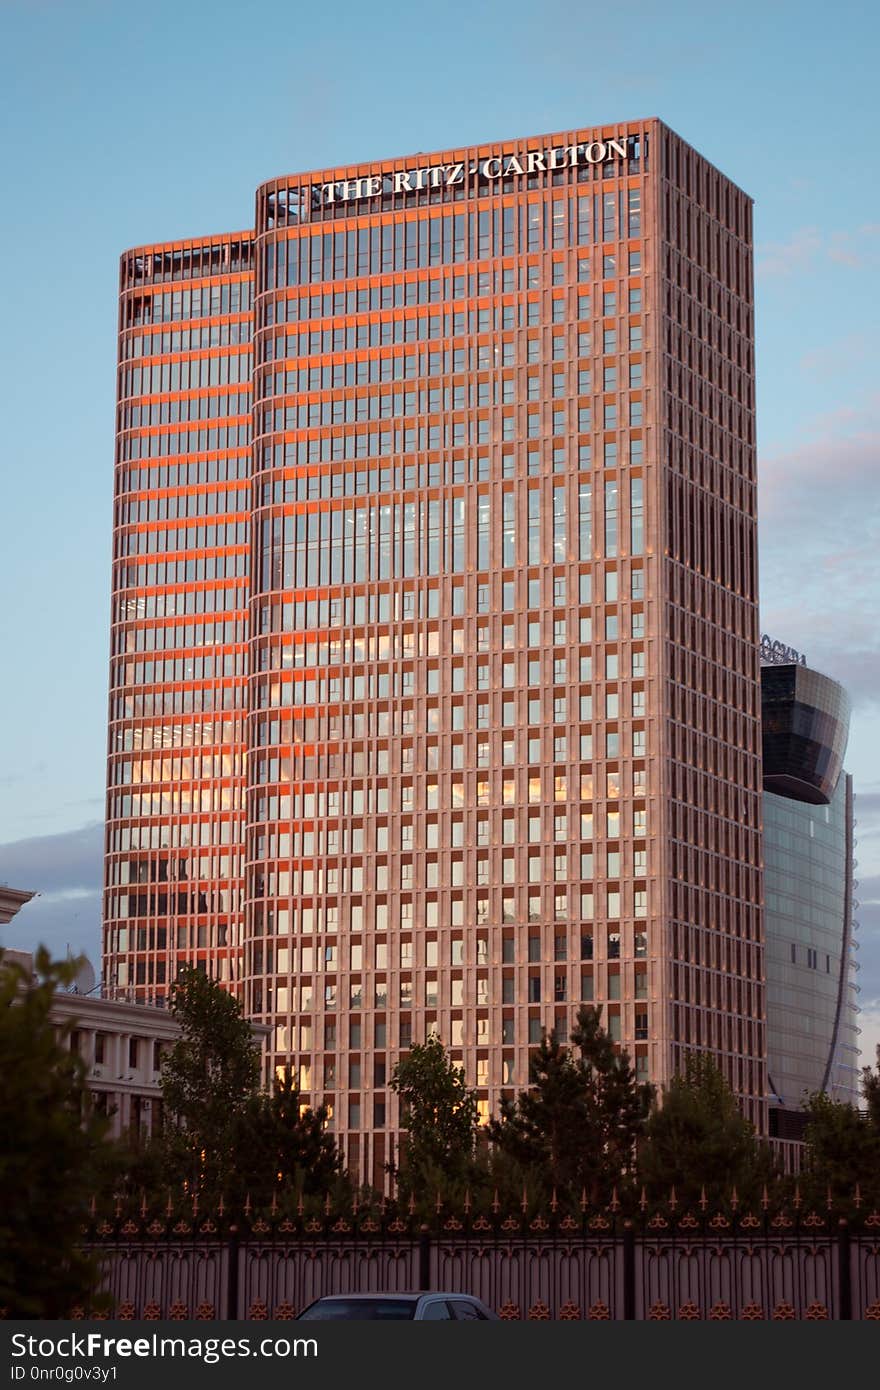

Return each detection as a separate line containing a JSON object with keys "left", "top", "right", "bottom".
{"left": 159, "top": 965, "right": 261, "bottom": 1194}
{"left": 488, "top": 1006, "right": 653, "bottom": 1205}
{"left": 637, "top": 1053, "right": 777, "bottom": 1208}
{"left": 233, "top": 1067, "right": 345, "bottom": 1206}
{"left": 390, "top": 1033, "right": 480, "bottom": 1195}
{"left": 0, "top": 948, "right": 119, "bottom": 1316}
{"left": 801, "top": 1049, "right": 880, "bottom": 1207}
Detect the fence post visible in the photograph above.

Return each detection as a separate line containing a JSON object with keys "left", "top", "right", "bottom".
{"left": 227, "top": 1224, "right": 240, "bottom": 1320}
{"left": 418, "top": 1226, "right": 431, "bottom": 1291}
{"left": 837, "top": 1219, "right": 852, "bottom": 1320}
{"left": 623, "top": 1220, "right": 636, "bottom": 1320}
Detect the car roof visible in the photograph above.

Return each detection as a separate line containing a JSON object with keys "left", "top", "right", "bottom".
{"left": 310, "top": 1292, "right": 482, "bottom": 1300}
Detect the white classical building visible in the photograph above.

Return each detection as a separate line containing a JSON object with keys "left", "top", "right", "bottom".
{"left": 4, "top": 946, "right": 179, "bottom": 1139}
{"left": 51, "top": 987, "right": 181, "bottom": 1138}
{"left": 4, "top": 885, "right": 268, "bottom": 1140}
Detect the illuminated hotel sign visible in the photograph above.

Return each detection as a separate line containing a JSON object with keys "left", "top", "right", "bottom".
{"left": 313, "top": 137, "right": 632, "bottom": 206}
{"left": 760, "top": 634, "right": 807, "bottom": 667}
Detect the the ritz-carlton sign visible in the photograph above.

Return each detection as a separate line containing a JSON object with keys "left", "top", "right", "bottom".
{"left": 313, "top": 136, "right": 632, "bottom": 206}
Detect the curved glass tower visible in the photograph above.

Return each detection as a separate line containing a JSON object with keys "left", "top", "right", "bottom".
{"left": 761, "top": 658, "right": 859, "bottom": 1131}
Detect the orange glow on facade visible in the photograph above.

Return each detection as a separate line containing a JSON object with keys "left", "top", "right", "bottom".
{"left": 105, "top": 121, "right": 766, "bottom": 1185}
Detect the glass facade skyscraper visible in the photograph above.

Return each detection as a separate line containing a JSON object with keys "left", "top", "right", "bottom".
{"left": 104, "top": 120, "right": 766, "bottom": 1183}
{"left": 761, "top": 658, "right": 859, "bottom": 1133}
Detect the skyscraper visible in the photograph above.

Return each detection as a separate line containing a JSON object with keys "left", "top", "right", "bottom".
{"left": 104, "top": 236, "right": 253, "bottom": 1000}
{"left": 760, "top": 643, "right": 860, "bottom": 1136}
{"left": 105, "top": 119, "right": 765, "bottom": 1183}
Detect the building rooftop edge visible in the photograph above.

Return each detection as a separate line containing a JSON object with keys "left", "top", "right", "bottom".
{"left": 117, "top": 117, "right": 753, "bottom": 263}
{"left": 252, "top": 116, "right": 662, "bottom": 194}
{"left": 118, "top": 230, "right": 256, "bottom": 266}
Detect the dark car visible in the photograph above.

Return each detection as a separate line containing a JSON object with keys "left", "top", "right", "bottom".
{"left": 295, "top": 1292, "right": 499, "bottom": 1320}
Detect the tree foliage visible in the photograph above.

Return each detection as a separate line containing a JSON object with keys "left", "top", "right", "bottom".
{"left": 862, "top": 1044, "right": 880, "bottom": 1133}
{"left": 233, "top": 1068, "right": 345, "bottom": 1206}
{"left": 801, "top": 1052, "right": 880, "bottom": 1207}
{"left": 488, "top": 1007, "right": 653, "bottom": 1205}
{"left": 390, "top": 1034, "right": 480, "bottom": 1194}
{"left": 159, "top": 966, "right": 261, "bottom": 1194}
{"left": 0, "top": 948, "right": 119, "bottom": 1316}
{"left": 638, "top": 1053, "right": 776, "bottom": 1208}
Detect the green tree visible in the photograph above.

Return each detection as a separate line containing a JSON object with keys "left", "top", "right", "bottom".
{"left": 159, "top": 967, "right": 261, "bottom": 1195}
{"left": 234, "top": 1068, "right": 345, "bottom": 1205}
{"left": 390, "top": 1034, "right": 480, "bottom": 1197}
{"left": 638, "top": 1053, "right": 777, "bottom": 1209}
{"left": 800, "top": 1054, "right": 880, "bottom": 1209}
{"left": 0, "top": 948, "right": 120, "bottom": 1316}
{"left": 862, "top": 1044, "right": 880, "bottom": 1132}
{"left": 489, "top": 1007, "right": 653, "bottom": 1205}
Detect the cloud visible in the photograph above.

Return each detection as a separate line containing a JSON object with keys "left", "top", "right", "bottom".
{"left": 855, "top": 793, "right": 880, "bottom": 833}
{"left": 0, "top": 821, "right": 103, "bottom": 970}
{"left": 758, "top": 426, "right": 880, "bottom": 711}
{"left": 2, "top": 890, "right": 103, "bottom": 973}
{"left": 0, "top": 820, "right": 103, "bottom": 896}
{"left": 858, "top": 1003, "right": 880, "bottom": 1073}
{"left": 799, "top": 334, "right": 868, "bottom": 379}
{"left": 757, "top": 227, "right": 822, "bottom": 277}
{"left": 757, "top": 224, "right": 880, "bottom": 278}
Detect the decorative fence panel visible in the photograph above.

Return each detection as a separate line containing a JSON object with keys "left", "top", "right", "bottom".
{"left": 76, "top": 1204, "right": 880, "bottom": 1322}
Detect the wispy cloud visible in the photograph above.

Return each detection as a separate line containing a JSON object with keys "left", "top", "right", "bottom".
{"left": 858, "top": 1003, "right": 880, "bottom": 1073}
{"left": 799, "top": 333, "right": 868, "bottom": 378}
{"left": 0, "top": 820, "right": 103, "bottom": 895}
{"left": 0, "top": 821, "right": 104, "bottom": 971}
{"left": 757, "top": 227, "right": 822, "bottom": 277}
{"left": 759, "top": 422, "right": 880, "bottom": 711}
{"left": 757, "top": 224, "right": 880, "bottom": 278}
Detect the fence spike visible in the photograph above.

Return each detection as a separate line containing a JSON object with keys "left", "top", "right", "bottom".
{"left": 217, "top": 1194, "right": 225, "bottom": 1217}
{"left": 270, "top": 1190, "right": 278, "bottom": 1215}
{"left": 492, "top": 1189, "right": 500, "bottom": 1215}
{"left": 166, "top": 1191, "right": 174, "bottom": 1218}
{"left": 793, "top": 1182, "right": 802, "bottom": 1210}
{"left": 140, "top": 1190, "right": 147, "bottom": 1219}
{"left": 521, "top": 1184, "right": 529, "bottom": 1214}
{"left": 826, "top": 1185, "right": 833, "bottom": 1213}
{"left": 192, "top": 1192, "right": 199, "bottom": 1217}
{"left": 761, "top": 1185, "right": 769, "bottom": 1212}
{"left": 639, "top": 1186, "right": 648, "bottom": 1212}
{"left": 114, "top": 1194, "right": 122, "bottom": 1218}
{"left": 464, "top": 1188, "right": 472, "bottom": 1214}
{"left": 550, "top": 1188, "right": 558, "bottom": 1214}
{"left": 244, "top": 1193, "right": 252, "bottom": 1216}
{"left": 297, "top": 1193, "right": 304, "bottom": 1217}
{"left": 89, "top": 1195, "right": 97, "bottom": 1218}
{"left": 580, "top": 1187, "right": 588, "bottom": 1213}
{"left": 699, "top": 1185, "right": 708, "bottom": 1212}
{"left": 731, "top": 1186, "right": 739, "bottom": 1212}
{"left": 435, "top": 1190, "right": 443, "bottom": 1214}
{"left": 408, "top": 1193, "right": 416, "bottom": 1216}
{"left": 324, "top": 1191, "right": 332, "bottom": 1216}
{"left": 611, "top": 1187, "right": 620, "bottom": 1213}
{"left": 668, "top": 1185, "right": 676, "bottom": 1212}
{"left": 854, "top": 1183, "right": 862, "bottom": 1210}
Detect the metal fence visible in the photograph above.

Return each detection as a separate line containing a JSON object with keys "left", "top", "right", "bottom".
{"left": 73, "top": 1197, "right": 880, "bottom": 1321}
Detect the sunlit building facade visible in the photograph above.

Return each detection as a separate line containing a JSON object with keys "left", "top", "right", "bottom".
{"left": 105, "top": 120, "right": 765, "bottom": 1182}
{"left": 104, "top": 236, "right": 253, "bottom": 1003}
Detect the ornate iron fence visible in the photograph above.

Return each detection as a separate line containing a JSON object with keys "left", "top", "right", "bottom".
{"left": 68, "top": 1193, "right": 880, "bottom": 1322}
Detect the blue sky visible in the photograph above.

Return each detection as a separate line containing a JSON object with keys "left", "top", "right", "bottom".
{"left": 1, "top": 0, "right": 878, "bottom": 1060}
